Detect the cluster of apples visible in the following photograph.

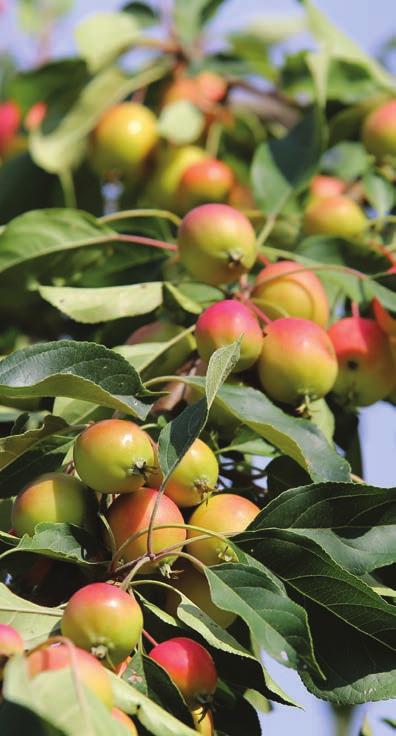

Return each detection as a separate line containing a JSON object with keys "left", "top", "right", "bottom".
{"left": 7, "top": 418, "right": 262, "bottom": 733}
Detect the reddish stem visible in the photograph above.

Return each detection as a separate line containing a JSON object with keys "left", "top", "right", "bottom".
{"left": 351, "top": 301, "right": 360, "bottom": 319}
{"left": 143, "top": 629, "right": 158, "bottom": 648}
{"left": 117, "top": 234, "right": 177, "bottom": 252}
{"left": 257, "top": 254, "right": 271, "bottom": 267}
{"left": 246, "top": 299, "right": 272, "bottom": 325}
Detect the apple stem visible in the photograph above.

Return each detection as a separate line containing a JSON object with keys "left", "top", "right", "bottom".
{"left": 117, "top": 234, "right": 177, "bottom": 251}
{"left": 257, "top": 254, "right": 271, "bottom": 266}
{"left": 351, "top": 301, "right": 360, "bottom": 319}
{"left": 143, "top": 629, "right": 158, "bottom": 648}
{"left": 245, "top": 299, "right": 272, "bottom": 325}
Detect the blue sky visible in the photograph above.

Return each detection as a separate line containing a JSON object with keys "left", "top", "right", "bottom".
{"left": 1, "top": 1, "right": 396, "bottom": 734}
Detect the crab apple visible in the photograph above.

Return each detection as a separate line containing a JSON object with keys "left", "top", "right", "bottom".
{"left": 257, "top": 317, "right": 338, "bottom": 405}
{"left": 112, "top": 708, "right": 138, "bottom": 735}
{"left": 252, "top": 260, "right": 329, "bottom": 327}
{"left": 0, "top": 100, "right": 20, "bottom": 155}
{"left": 149, "top": 637, "right": 217, "bottom": 707}
{"left": 27, "top": 644, "right": 113, "bottom": 709}
{"left": 372, "top": 266, "right": 396, "bottom": 336}
{"left": 163, "top": 71, "right": 226, "bottom": 107}
{"left": 228, "top": 183, "right": 256, "bottom": 210}
{"left": 178, "top": 158, "right": 234, "bottom": 212}
{"left": 11, "top": 473, "right": 91, "bottom": 537}
{"left": 25, "top": 101, "right": 47, "bottom": 131}
{"left": 61, "top": 583, "right": 143, "bottom": 667}
{"left": 310, "top": 175, "right": 346, "bottom": 200}
{"left": 107, "top": 487, "right": 186, "bottom": 571}
{"left": 0, "top": 624, "right": 24, "bottom": 678}
{"left": 73, "top": 419, "right": 154, "bottom": 494}
{"left": 328, "top": 316, "right": 395, "bottom": 406}
{"left": 187, "top": 493, "right": 259, "bottom": 567}
{"left": 362, "top": 99, "right": 396, "bottom": 158}
{"left": 89, "top": 103, "right": 158, "bottom": 181}
{"left": 192, "top": 707, "right": 215, "bottom": 735}
{"left": 148, "top": 145, "right": 207, "bottom": 210}
{"left": 303, "top": 195, "right": 367, "bottom": 239}
{"left": 165, "top": 561, "right": 236, "bottom": 628}
{"left": 195, "top": 300, "right": 263, "bottom": 372}
{"left": 178, "top": 204, "right": 257, "bottom": 286}
{"left": 164, "top": 439, "right": 219, "bottom": 508}
{"left": 127, "top": 319, "right": 195, "bottom": 375}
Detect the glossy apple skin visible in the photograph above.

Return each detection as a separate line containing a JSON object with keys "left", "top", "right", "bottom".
{"left": 112, "top": 708, "right": 138, "bottom": 735}
{"left": 164, "top": 439, "right": 219, "bottom": 508}
{"left": 147, "top": 145, "right": 208, "bottom": 210}
{"left": 178, "top": 158, "right": 234, "bottom": 212}
{"left": 162, "top": 72, "right": 226, "bottom": 107}
{"left": 0, "top": 101, "right": 21, "bottom": 155}
{"left": 195, "top": 300, "right": 263, "bottom": 372}
{"left": 178, "top": 204, "right": 257, "bottom": 286}
{"left": 310, "top": 175, "right": 346, "bottom": 200}
{"left": 187, "top": 493, "right": 259, "bottom": 567}
{"left": 149, "top": 637, "right": 217, "bottom": 707}
{"left": 252, "top": 260, "right": 329, "bottom": 327}
{"left": 0, "top": 624, "right": 24, "bottom": 678}
{"left": 165, "top": 561, "right": 236, "bottom": 628}
{"left": 107, "top": 487, "right": 186, "bottom": 572}
{"left": 73, "top": 419, "right": 154, "bottom": 494}
{"left": 127, "top": 319, "right": 195, "bottom": 375}
{"left": 328, "top": 316, "right": 395, "bottom": 406}
{"left": 11, "top": 473, "right": 91, "bottom": 537}
{"left": 27, "top": 644, "right": 114, "bottom": 709}
{"left": 303, "top": 195, "right": 367, "bottom": 239}
{"left": 61, "top": 583, "right": 143, "bottom": 667}
{"left": 89, "top": 103, "right": 158, "bottom": 180}
{"left": 257, "top": 317, "right": 338, "bottom": 405}
{"left": 192, "top": 707, "right": 215, "bottom": 735}
{"left": 362, "top": 100, "right": 396, "bottom": 158}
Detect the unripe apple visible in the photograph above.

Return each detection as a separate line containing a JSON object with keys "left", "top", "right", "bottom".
{"left": 112, "top": 708, "right": 138, "bottom": 735}
{"left": 328, "top": 316, "right": 395, "bottom": 406}
{"left": 61, "top": 583, "right": 143, "bottom": 667}
{"left": 25, "top": 101, "right": 47, "bottom": 131}
{"left": 178, "top": 158, "right": 234, "bottom": 212}
{"left": 107, "top": 487, "right": 186, "bottom": 571}
{"left": 149, "top": 637, "right": 217, "bottom": 707}
{"left": 192, "top": 707, "right": 214, "bottom": 735}
{"left": 303, "top": 195, "right": 367, "bottom": 239}
{"left": 127, "top": 319, "right": 195, "bottom": 375}
{"left": 165, "top": 561, "right": 236, "bottom": 628}
{"left": 362, "top": 100, "right": 396, "bottom": 158}
{"left": 162, "top": 71, "right": 226, "bottom": 107}
{"left": 0, "top": 624, "right": 24, "bottom": 678}
{"left": 178, "top": 205, "right": 257, "bottom": 285}
{"left": 11, "top": 473, "right": 91, "bottom": 537}
{"left": 187, "top": 493, "right": 259, "bottom": 567}
{"left": 195, "top": 300, "right": 263, "bottom": 372}
{"left": 310, "top": 175, "right": 346, "bottom": 200}
{"left": 0, "top": 100, "right": 21, "bottom": 155}
{"left": 257, "top": 317, "right": 338, "bottom": 405}
{"left": 27, "top": 644, "right": 114, "bottom": 709}
{"left": 89, "top": 103, "right": 158, "bottom": 181}
{"left": 164, "top": 438, "right": 219, "bottom": 508}
{"left": 372, "top": 266, "right": 396, "bottom": 336}
{"left": 147, "top": 145, "right": 208, "bottom": 210}
{"left": 251, "top": 260, "right": 329, "bottom": 327}
{"left": 73, "top": 419, "right": 155, "bottom": 494}
{"left": 196, "top": 71, "right": 227, "bottom": 103}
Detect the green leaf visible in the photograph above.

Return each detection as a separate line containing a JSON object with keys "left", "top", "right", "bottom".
{"left": 204, "top": 563, "right": 321, "bottom": 675}
{"left": 38, "top": 283, "right": 163, "bottom": 324}
{"left": 363, "top": 171, "right": 395, "bottom": 218}
{"left": 3, "top": 657, "right": 130, "bottom": 736}
{"left": 158, "top": 101, "right": 205, "bottom": 145}
{"left": 251, "top": 109, "right": 323, "bottom": 215}
{"left": 163, "top": 282, "right": 223, "bottom": 315}
{"left": 0, "top": 415, "right": 68, "bottom": 470}
{"left": 0, "top": 523, "right": 103, "bottom": 568}
{"left": 0, "top": 152, "right": 55, "bottom": 225}
{"left": 75, "top": 12, "right": 140, "bottom": 72}
{"left": 122, "top": 2, "right": 159, "bottom": 26}
{"left": 0, "top": 340, "right": 152, "bottom": 420}
{"left": 321, "top": 142, "right": 371, "bottom": 181}
{"left": 0, "top": 584, "right": 62, "bottom": 648}
{"left": 9, "top": 59, "right": 88, "bottom": 113}
{"left": 228, "top": 34, "right": 277, "bottom": 80}
{"left": 52, "top": 397, "right": 111, "bottom": 426}
{"left": 30, "top": 64, "right": 168, "bottom": 174}
{"left": 0, "top": 434, "right": 73, "bottom": 499}
{"left": 183, "top": 379, "right": 350, "bottom": 482}
{"left": 141, "top": 656, "right": 193, "bottom": 726}
{"left": 158, "top": 340, "right": 241, "bottom": 480}
{"left": 173, "top": 0, "right": 222, "bottom": 48}
{"left": 245, "top": 481, "right": 396, "bottom": 575}
{"left": 111, "top": 673, "right": 197, "bottom": 735}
